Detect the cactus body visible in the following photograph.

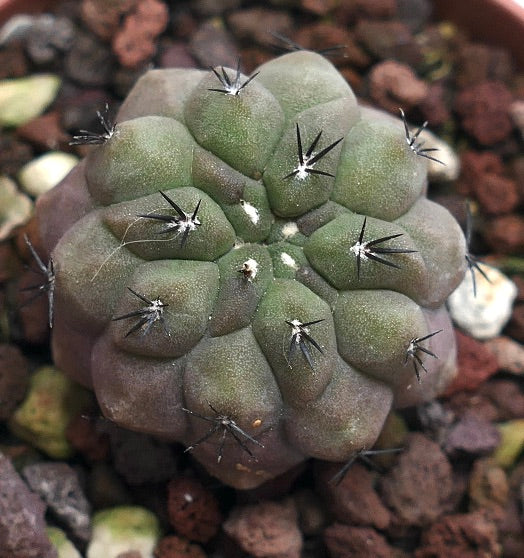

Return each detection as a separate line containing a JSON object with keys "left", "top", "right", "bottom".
{"left": 36, "top": 52, "right": 466, "bottom": 488}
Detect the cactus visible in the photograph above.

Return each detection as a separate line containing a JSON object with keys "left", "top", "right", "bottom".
{"left": 35, "top": 51, "right": 467, "bottom": 488}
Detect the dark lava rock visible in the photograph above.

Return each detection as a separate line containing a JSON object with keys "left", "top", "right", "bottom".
{"left": 0, "top": 452, "right": 57, "bottom": 558}
{"left": 102, "top": 423, "right": 177, "bottom": 485}
{"left": 22, "top": 461, "right": 91, "bottom": 542}
{"left": 64, "top": 30, "right": 115, "bottom": 87}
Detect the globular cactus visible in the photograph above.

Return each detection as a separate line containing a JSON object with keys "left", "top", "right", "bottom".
{"left": 35, "top": 51, "right": 467, "bottom": 488}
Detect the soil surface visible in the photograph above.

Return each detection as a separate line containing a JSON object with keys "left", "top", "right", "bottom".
{"left": 0, "top": 1, "right": 523, "bottom": 557}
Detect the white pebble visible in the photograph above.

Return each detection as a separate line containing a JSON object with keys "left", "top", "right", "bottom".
{"left": 86, "top": 506, "right": 160, "bottom": 558}
{"left": 47, "top": 527, "right": 82, "bottom": 558}
{"left": 18, "top": 151, "right": 78, "bottom": 197}
{"left": 0, "top": 74, "right": 61, "bottom": 127}
{"left": 447, "top": 265, "right": 518, "bottom": 340}
{"left": 416, "top": 128, "right": 460, "bottom": 182}
{"left": 0, "top": 174, "right": 32, "bottom": 240}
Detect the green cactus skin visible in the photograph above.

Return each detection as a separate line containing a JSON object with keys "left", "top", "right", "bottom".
{"left": 35, "top": 51, "right": 467, "bottom": 488}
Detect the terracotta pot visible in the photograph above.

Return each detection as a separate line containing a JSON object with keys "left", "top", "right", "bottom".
{"left": 0, "top": 0, "right": 58, "bottom": 25}
{"left": 433, "top": 0, "right": 524, "bottom": 69}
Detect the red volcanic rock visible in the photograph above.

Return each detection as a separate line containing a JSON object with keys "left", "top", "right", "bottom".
{"left": 316, "top": 462, "right": 391, "bottom": 529}
{"left": 457, "top": 151, "right": 519, "bottom": 215}
{"left": 454, "top": 81, "right": 514, "bottom": 145}
{"left": 0, "top": 453, "right": 57, "bottom": 558}
{"left": 112, "top": 0, "right": 169, "bottom": 68}
{"left": 81, "top": 0, "right": 137, "bottom": 41}
{"left": 379, "top": 433, "right": 454, "bottom": 527}
{"left": 154, "top": 535, "right": 206, "bottom": 558}
{"left": 444, "top": 331, "right": 499, "bottom": 395}
{"left": 415, "top": 511, "right": 501, "bottom": 558}
{"left": 369, "top": 60, "right": 429, "bottom": 113}
{"left": 293, "top": 23, "right": 371, "bottom": 68}
{"left": 167, "top": 477, "right": 221, "bottom": 544}
{"left": 484, "top": 214, "right": 524, "bottom": 255}
{"left": 444, "top": 411, "right": 501, "bottom": 456}
{"left": 65, "top": 414, "right": 110, "bottom": 462}
{"left": 324, "top": 524, "right": 393, "bottom": 558}
{"left": 223, "top": 499, "right": 302, "bottom": 558}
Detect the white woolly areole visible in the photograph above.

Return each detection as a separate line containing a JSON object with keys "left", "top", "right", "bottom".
{"left": 447, "top": 266, "right": 518, "bottom": 340}
{"left": 242, "top": 258, "right": 258, "bottom": 280}
{"left": 240, "top": 199, "right": 259, "bottom": 224}
{"left": 282, "top": 222, "right": 299, "bottom": 238}
{"left": 280, "top": 252, "right": 298, "bottom": 269}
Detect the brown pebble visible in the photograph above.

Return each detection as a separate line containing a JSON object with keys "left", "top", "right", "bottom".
{"left": 293, "top": 23, "right": 370, "bottom": 68}
{"left": 356, "top": 20, "right": 418, "bottom": 64}
{"left": 445, "top": 391, "right": 499, "bottom": 424}
{"left": 227, "top": 7, "right": 293, "bottom": 45}
{"left": 484, "top": 214, "right": 524, "bottom": 255}
{"left": 16, "top": 111, "right": 70, "bottom": 151}
{"left": 379, "top": 433, "right": 454, "bottom": 527}
{"left": 455, "top": 150, "right": 520, "bottom": 214}
{"left": 469, "top": 458, "right": 509, "bottom": 518}
{"left": 189, "top": 19, "right": 239, "bottom": 69}
{"left": 0, "top": 241, "right": 20, "bottom": 284}
{"left": 480, "top": 379, "right": 524, "bottom": 419}
{"left": 154, "top": 535, "right": 206, "bottom": 558}
{"left": 455, "top": 43, "right": 513, "bottom": 89}
{"left": 324, "top": 523, "right": 393, "bottom": 558}
{"left": 66, "top": 413, "right": 111, "bottom": 462}
{"left": 0, "top": 343, "right": 29, "bottom": 421}
{"left": 0, "top": 42, "right": 29, "bottom": 79}
{"left": 484, "top": 336, "right": 524, "bottom": 375}
{"left": 415, "top": 510, "right": 501, "bottom": 558}
{"left": 81, "top": 0, "right": 137, "bottom": 41}
{"left": 368, "top": 59, "right": 429, "bottom": 113}
{"left": 444, "top": 331, "right": 499, "bottom": 396}
{"left": 418, "top": 82, "right": 451, "bottom": 127}
{"left": 167, "top": 477, "right": 221, "bottom": 543}
{"left": 473, "top": 173, "right": 519, "bottom": 215}
{"left": 292, "top": 489, "right": 328, "bottom": 536}
{"left": 505, "top": 304, "right": 524, "bottom": 344}
{"left": 0, "top": 134, "right": 34, "bottom": 176}
{"left": 454, "top": 81, "right": 514, "bottom": 145}
{"left": 316, "top": 462, "right": 391, "bottom": 530}
{"left": 301, "top": 0, "right": 337, "bottom": 16}
{"left": 159, "top": 41, "right": 197, "bottom": 68}
{"left": 112, "top": 0, "right": 169, "bottom": 68}
{"left": 444, "top": 411, "right": 501, "bottom": 456}
{"left": 223, "top": 499, "right": 302, "bottom": 558}
{"left": 335, "top": 0, "right": 397, "bottom": 23}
